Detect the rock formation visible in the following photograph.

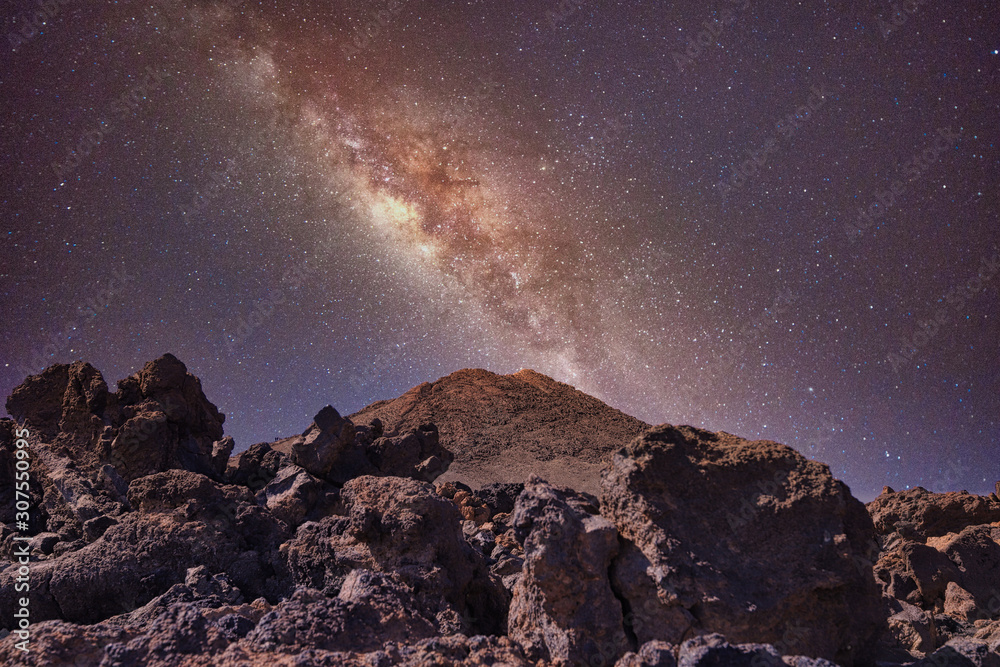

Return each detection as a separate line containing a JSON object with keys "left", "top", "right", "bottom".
{"left": 1, "top": 358, "right": 998, "bottom": 666}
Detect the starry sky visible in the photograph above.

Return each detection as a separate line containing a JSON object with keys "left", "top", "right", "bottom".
{"left": 1, "top": 0, "right": 997, "bottom": 501}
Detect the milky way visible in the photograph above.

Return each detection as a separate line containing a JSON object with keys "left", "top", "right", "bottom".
{"left": 2, "top": 0, "right": 998, "bottom": 500}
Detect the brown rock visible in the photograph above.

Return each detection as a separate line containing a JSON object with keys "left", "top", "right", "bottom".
{"left": 938, "top": 525, "right": 1000, "bottom": 617}
{"left": 945, "top": 582, "right": 981, "bottom": 622}
{"left": 367, "top": 423, "right": 454, "bottom": 482}
{"left": 615, "top": 640, "right": 678, "bottom": 667}
{"left": 911, "top": 637, "right": 1000, "bottom": 667}
{"left": 600, "top": 424, "right": 885, "bottom": 665}
{"left": 285, "top": 405, "right": 374, "bottom": 483}
{"left": 0, "top": 470, "right": 289, "bottom": 627}
{"left": 866, "top": 487, "right": 1000, "bottom": 541}
{"left": 246, "top": 574, "right": 438, "bottom": 654}
{"left": 873, "top": 539, "right": 961, "bottom": 606}
{"left": 282, "top": 475, "right": 507, "bottom": 635}
{"left": 885, "top": 599, "right": 939, "bottom": 657}
{"left": 508, "top": 476, "right": 629, "bottom": 666}
{"left": 252, "top": 465, "right": 322, "bottom": 528}
{"left": 453, "top": 489, "right": 491, "bottom": 524}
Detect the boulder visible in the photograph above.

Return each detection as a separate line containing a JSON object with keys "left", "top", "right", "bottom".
{"left": 867, "top": 487, "right": 1000, "bottom": 541}
{"left": 282, "top": 475, "right": 508, "bottom": 635}
{"left": 226, "top": 441, "right": 284, "bottom": 490}
{"left": 874, "top": 539, "right": 962, "bottom": 606}
{"left": 600, "top": 424, "right": 885, "bottom": 665}
{"left": 246, "top": 575, "right": 439, "bottom": 654}
{"left": 0, "top": 470, "right": 289, "bottom": 629}
{"left": 615, "top": 640, "right": 678, "bottom": 667}
{"left": 912, "top": 637, "right": 1000, "bottom": 667}
{"left": 255, "top": 464, "right": 324, "bottom": 527}
{"left": 884, "top": 598, "right": 939, "bottom": 657}
{"left": 508, "top": 476, "right": 629, "bottom": 666}
{"left": 673, "top": 633, "right": 839, "bottom": 667}
{"left": 476, "top": 482, "right": 524, "bottom": 515}
{"left": 289, "top": 405, "right": 374, "bottom": 483}
{"left": 367, "top": 422, "right": 454, "bottom": 482}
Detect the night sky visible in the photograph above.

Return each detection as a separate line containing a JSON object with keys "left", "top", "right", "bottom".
{"left": 2, "top": 0, "right": 997, "bottom": 501}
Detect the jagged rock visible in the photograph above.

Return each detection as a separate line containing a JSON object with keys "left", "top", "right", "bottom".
{"left": 282, "top": 475, "right": 508, "bottom": 635}
{"left": 0, "top": 470, "right": 289, "bottom": 628}
{"left": 600, "top": 424, "right": 885, "bottom": 665}
{"left": 2, "top": 356, "right": 229, "bottom": 550}
{"left": 931, "top": 525, "right": 1000, "bottom": 619}
{"left": 212, "top": 436, "right": 236, "bottom": 477}
{"left": 867, "top": 487, "right": 1000, "bottom": 541}
{"left": 368, "top": 422, "right": 453, "bottom": 482}
{"left": 884, "top": 598, "right": 939, "bottom": 658}
{"left": 475, "top": 482, "right": 524, "bottom": 515}
{"left": 946, "top": 582, "right": 982, "bottom": 622}
{"left": 974, "top": 622, "right": 1000, "bottom": 653}
{"left": 912, "top": 637, "right": 1000, "bottom": 667}
{"left": 5, "top": 360, "right": 109, "bottom": 444}
{"left": 104, "top": 565, "right": 245, "bottom": 630}
{"left": 28, "top": 532, "right": 60, "bottom": 555}
{"left": 287, "top": 405, "right": 374, "bottom": 484}
{"left": 246, "top": 576, "right": 440, "bottom": 654}
{"left": 453, "top": 488, "right": 491, "bottom": 524}
{"left": 874, "top": 539, "right": 962, "bottom": 606}
{"left": 226, "top": 441, "right": 284, "bottom": 490}
{"left": 255, "top": 464, "right": 323, "bottom": 527}
{"left": 354, "top": 417, "right": 384, "bottom": 447}
{"left": 673, "top": 633, "right": 840, "bottom": 667}
{"left": 105, "top": 354, "right": 226, "bottom": 482}
{"left": 508, "top": 476, "right": 629, "bottom": 666}
{"left": 615, "top": 640, "right": 678, "bottom": 667}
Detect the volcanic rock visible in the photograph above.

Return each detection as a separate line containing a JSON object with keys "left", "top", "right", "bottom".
{"left": 282, "top": 405, "right": 374, "bottom": 484}
{"left": 0, "top": 469, "right": 289, "bottom": 627}
{"left": 282, "top": 474, "right": 508, "bottom": 635}
{"left": 912, "top": 637, "right": 1000, "bottom": 667}
{"left": 867, "top": 487, "right": 1000, "bottom": 541}
{"left": 245, "top": 575, "right": 439, "bottom": 654}
{"left": 600, "top": 424, "right": 885, "bottom": 665}
{"left": 508, "top": 476, "right": 629, "bottom": 665}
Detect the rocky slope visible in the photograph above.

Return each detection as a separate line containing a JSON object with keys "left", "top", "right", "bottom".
{"left": 349, "top": 368, "right": 651, "bottom": 493}
{"left": 0, "top": 356, "right": 998, "bottom": 666}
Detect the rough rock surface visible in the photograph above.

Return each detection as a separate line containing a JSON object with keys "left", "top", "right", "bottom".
{"left": 508, "top": 476, "right": 629, "bottom": 665}
{"left": 600, "top": 424, "right": 886, "bottom": 665}
{"left": 282, "top": 474, "right": 509, "bottom": 636}
{"left": 867, "top": 487, "right": 1000, "bottom": 540}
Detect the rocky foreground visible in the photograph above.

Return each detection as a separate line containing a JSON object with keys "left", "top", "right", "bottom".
{"left": 1, "top": 355, "right": 998, "bottom": 666}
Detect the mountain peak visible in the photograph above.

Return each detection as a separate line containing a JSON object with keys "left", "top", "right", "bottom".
{"left": 349, "top": 368, "right": 649, "bottom": 493}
